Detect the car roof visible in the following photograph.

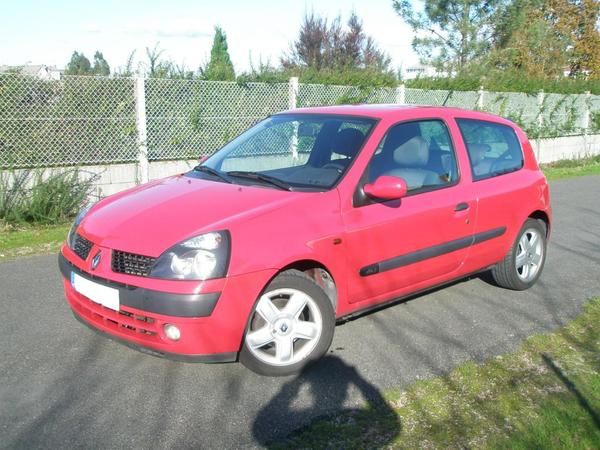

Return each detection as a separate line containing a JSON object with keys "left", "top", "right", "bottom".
{"left": 275, "top": 103, "right": 514, "bottom": 125}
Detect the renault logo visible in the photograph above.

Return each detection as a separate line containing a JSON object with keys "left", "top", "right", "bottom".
{"left": 91, "top": 251, "right": 102, "bottom": 270}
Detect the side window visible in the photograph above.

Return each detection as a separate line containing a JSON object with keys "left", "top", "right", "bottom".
{"left": 366, "top": 119, "right": 458, "bottom": 192}
{"left": 456, "top": 119, "right": 524, "bottom": 181}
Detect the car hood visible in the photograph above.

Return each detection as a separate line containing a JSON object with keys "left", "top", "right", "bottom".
{"left": 80, "top": 175, "right": 301, "bottom": 256}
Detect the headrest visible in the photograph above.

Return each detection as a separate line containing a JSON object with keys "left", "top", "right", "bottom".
{"left": 393, "top": 136, "right": 429, "bottom": 167}
{"left": 382, "top": 123, "right": 420, "bottom": 154}
{"left": 467, "top": 143, "right": 490, "bottom": 165}
{"left": 332, "top": 128, "right": 365, "bottom": 157}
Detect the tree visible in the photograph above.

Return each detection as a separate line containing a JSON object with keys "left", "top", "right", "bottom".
{"left": 393, "top": 0, "right": 506, "bottom": 74}
{"left": 547, "top": 0, "right": 600, "bottom": 78}
{"left": 202, "top": 26, "right": 235, "bottom": 81}
{"left": 115, "top": 50, "right": 137, "bottom": 77}
{"left": 145, "top": 42, "right": 164, "bottom": 78}
{"left": 490, "top": 0, "right": 567, "bottom": 77}
{"left": 92, "top": 51, "right": 110, "bottom": 76}
{"left": 491, "top": 0, "right": 600, "bottom": 79}
{"left": 65, "top": 51, "right": 92, "bottom": 75}
{"left": 65, "top": 50, "right": 111, "bottom": 76}
{"left": 281, "top": 12, "right": 390, "bottom": 71}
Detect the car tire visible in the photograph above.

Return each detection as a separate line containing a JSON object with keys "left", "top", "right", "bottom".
{"left": 240, "top": 270, "right": 335, "bottom": 376}
{"left": 492, "top": 218, "right": 547, "bottom": 290}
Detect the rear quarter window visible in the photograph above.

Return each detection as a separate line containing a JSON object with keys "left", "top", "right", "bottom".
{"left": 456, "top": 119, "right": 524, "bottom": 181}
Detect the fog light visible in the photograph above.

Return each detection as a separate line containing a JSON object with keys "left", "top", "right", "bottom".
{"left": 163, "top": 324, "right": 181, "bottom": 341}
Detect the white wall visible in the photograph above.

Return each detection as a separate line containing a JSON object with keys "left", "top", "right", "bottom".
{"left": 531, "top": 134, "right": 600, "bottom": 164}
{"left": 88, "top": 159, "right": 197, "bottom": 198}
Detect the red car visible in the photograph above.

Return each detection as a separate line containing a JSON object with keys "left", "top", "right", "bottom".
{"left": 59, "top": 105, "right": 551, "bottom": 376}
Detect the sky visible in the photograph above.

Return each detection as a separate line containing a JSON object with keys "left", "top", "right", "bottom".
{"left": 0, "top": 0, "right": 419, "bottom": 74}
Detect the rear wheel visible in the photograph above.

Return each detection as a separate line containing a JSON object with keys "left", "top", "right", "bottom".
{"left": 492, "top": 218, "right": 547, "bottom": 290}
{"left": 240, "top": 270, "right": 335, "bottom": 376}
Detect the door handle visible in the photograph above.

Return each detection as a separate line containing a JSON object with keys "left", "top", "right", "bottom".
{"left": 454, "top": 202, "right": 469, "bottom": 212}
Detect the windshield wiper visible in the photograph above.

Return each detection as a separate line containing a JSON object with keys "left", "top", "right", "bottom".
{"left": 193, "top": 165, "right": 232, "bottom": 183}
{"left": 226, "top": 171, "right": 293, "bottom": 191}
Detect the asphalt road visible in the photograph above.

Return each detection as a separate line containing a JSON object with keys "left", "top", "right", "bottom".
{"left": 1, "top": 176, "right": 599, "bottom": 449}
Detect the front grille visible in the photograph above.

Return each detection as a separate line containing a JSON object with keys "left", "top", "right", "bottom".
{"left": 72, "top": 234, "right": 93, "bottom": 260}
{"left": 70, "top": 289, "right": 159, "bottom": 342}
{"left": 112, "top": 250, "right": 156, "bottom": 277}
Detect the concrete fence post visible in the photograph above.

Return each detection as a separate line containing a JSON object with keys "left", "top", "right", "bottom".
{"left": 537, "top": 89, "right": 545, "bottom": 128}
{"left": 288, "top": 77, "right": 299, "bottom": 162}
{"left": 582, "top": 91, "right": 591, "bottom": 135}
{"left": 477, "top": 86, "right": 485, "bottom": 110}
{"left": 288, "top": 77, "right": 299, "bottom": 110}
{"left": 396, "top": 83, "right": 406, "bottom": 104}
{"left": 135, "top": 76, "right": 149, "bottom": 184}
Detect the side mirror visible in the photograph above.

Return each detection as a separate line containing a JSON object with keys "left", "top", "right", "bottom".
{"left": 363, "top": 176, "right": 408, "bottom": 201}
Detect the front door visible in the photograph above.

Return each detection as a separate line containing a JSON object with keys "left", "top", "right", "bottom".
{"left": 342, "top": 118, "right": 476, "bottom": 304}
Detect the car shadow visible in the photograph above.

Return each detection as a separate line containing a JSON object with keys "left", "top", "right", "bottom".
{"left": 252, "top": 354, "right": 401, "bottom": 446}
{"left": 474, "top": 269, "right": 497, "bottom": 286}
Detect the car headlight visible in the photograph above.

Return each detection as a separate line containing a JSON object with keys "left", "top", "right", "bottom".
{"left": 67, "top": 206, "right": 91, "bottom": 249}
{"left": 150, "top": 231, "right": 231, "bottom": 280}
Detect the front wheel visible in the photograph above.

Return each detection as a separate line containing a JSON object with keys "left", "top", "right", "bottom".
{"left": 240, "top": 270, "right": 335, "bottom": 376}
{"left": 492, "top": 218, "right": 547, "bottom": 290}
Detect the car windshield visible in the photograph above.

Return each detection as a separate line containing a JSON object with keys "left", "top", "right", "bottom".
{"left": 189, "top": 114, "right": 376, "bottom": 191}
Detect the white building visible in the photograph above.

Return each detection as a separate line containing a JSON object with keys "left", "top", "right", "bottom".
{"left": 400, "top": 64, "right": 442, "bottom": 80}
{"left": 0, "top": 64, "right": 63, "bottom": 80}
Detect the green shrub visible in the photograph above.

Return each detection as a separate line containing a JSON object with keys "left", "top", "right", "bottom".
{"left": 592, "top": 111, "right": 600, "bottom": 133}
{"left": 237, "top": 66, "right": 398, "bottom": 88}
{"left": 406, "top": 71, "right": 600, "bottom": 95}
{"left": 0, "top": 169, "right": 97, "bottom": 224}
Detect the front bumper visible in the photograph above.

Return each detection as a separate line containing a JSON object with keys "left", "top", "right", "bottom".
{"left": 59, "top": 254, "right": 221, "bottom": 318}
{"left": 59, "top": 245, "right": 277, "bottom": 362}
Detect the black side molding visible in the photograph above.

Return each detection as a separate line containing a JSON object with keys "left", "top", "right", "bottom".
{"left": 360, "top": 227, "right": 506, "bottom": 277}
{"left": 59, "top": 253, "right": 221, "bottom": 318}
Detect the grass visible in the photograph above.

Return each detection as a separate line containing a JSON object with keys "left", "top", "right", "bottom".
{"left": 0, "top": 223, "right": 69, "bottom": 261}
{"left": 272, "top": 298, "right": 600, "bottom": 449}
{"left": 541, "top": 154, "right": 600, "bottom": 180}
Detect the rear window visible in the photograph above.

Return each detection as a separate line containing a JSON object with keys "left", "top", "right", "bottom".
{"left": 456, "top": 119, "right": 524, "bottom": 181}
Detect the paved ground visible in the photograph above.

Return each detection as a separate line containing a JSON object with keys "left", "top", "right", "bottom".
{"left": 1, "top": 176, "right": 599, "bottom": 449}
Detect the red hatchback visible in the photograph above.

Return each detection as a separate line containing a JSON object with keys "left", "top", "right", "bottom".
{"left": 59, "top": 105, "right": 551, "bottom": 376}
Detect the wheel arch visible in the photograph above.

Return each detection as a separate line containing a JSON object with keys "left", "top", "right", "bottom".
{"left": 279, "top": 259, "right": 338, "bottom": 310}
{"left": 235, "top": 257, "right": 340, "bottom": 355}
{"left": 528, "top": 210, "right": 550, "bottom": 236}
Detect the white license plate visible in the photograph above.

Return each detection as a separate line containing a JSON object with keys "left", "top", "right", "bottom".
{"left": 71, "top": 272, "right": 120, "bottom": 311}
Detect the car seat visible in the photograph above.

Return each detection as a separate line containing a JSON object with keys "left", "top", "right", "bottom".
{"left": 332, "top": 128, "right": 365, "bottom": 158}
{"left": 384, "top": 136, "right": 442, "bottom": 190}
{"left": 324, "top": 128, "right": 365, "bottom": 170}
{"left": 466, "top": 143, "right": 492, "bottom": 177}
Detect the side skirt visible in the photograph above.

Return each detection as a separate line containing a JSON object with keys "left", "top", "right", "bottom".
{"left": 336, "top": 265, "right": 496, "bottom": 324}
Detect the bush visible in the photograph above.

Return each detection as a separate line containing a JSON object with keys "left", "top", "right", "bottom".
{"left": 0, "top": 169, "right": 97, "bottom": 224}
{"left": 406, "top": 71, "right": 600, "bottom": 95}
{"left": 237, "top": 66, "right": 398, "bottom": 88}
{"left": 592, "top": 111, "right": 600, "bottom": 133}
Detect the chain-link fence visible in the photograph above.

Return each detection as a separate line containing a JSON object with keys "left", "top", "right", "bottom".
{"left": 1, "top": 73, "right": 599, "bottom": 169}
{"left": 0, "top": 75, "right": 137, "bottom": 168}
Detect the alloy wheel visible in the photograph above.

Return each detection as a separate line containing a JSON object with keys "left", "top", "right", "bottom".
{"left": 246, "top": 288, "right": 323, "bottom": 367}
